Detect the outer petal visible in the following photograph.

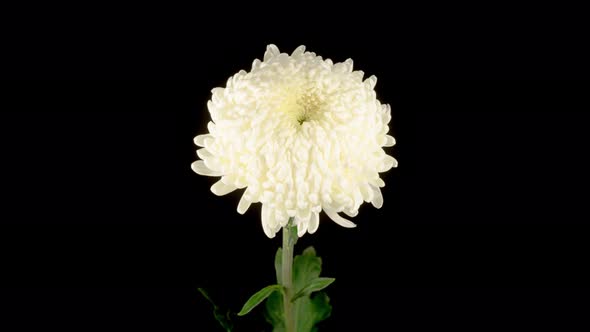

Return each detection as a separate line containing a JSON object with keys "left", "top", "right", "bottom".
{"left": 378, "top": 155, "right": 398, "bottom": 172}
{"left": 264, "top": 44, "right": 280, "bottom": 61}
{"left": 371, "top": 185, "right": 383, "bottom": 209}
{"left": 211, "top": 180, "right": 237, "bottom": 196}
{"left": 308, "top": 212, "right": 320, "bottom": 234}
{"left": 297, "top": 220, "right": 308, "bottom": 237}
{"left": 193, "top": 134, "right": 213, "bottom": 147}
{"left": 384, "top": 135, "right": 396, "bottom": 147}
{"left": 324, "top": 209, "right": 357, "bottom": 228}
{"left": 261, "top": 204, "right": 277, "bottom": 238}
{"left": 191, "top": 160, "right": 222, "bottom": 177}
{"left": 237, "top": 192, "right": 252, "bottom": 215}
{"left": 292, "top": 45, "right": 306, "bottom": 57}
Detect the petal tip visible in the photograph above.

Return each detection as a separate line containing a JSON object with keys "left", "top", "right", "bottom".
{"left": 211, "top": 180, "right": 237, "bottom": 196}
{"left": 325, "top": 210, "right": 357, "bottom": 228}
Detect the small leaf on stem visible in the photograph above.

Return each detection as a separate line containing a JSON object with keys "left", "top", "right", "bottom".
{"left": 238, "top": 284, "right": 283, "bottom": 316}
{"left": 293, "top": 246, "right": 322, "bottom": 294}
{"left": 302, "top": 246, "right": 316, "bottom": 256}
{"left": 291, "top": 278, "right": 335, "bottom": 302}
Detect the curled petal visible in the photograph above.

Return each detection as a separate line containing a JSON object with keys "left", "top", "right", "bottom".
{"left": 292, "top": 45, "right": 306, "bottom": 57}
{"left": 191, "top": 160, "right": 222, "bottom": 177}
{"left": 264, "top": 44, "right": 280, "bottom": 61}
{"left": 193, "top": 134, "right": 212, "bottom": 147}
{"left": 196, "top": 148, "right": 213, "bottom": 160}
{"left": 343, "top": 209, "right": 358, "bottom": 218}
{"left": 365, "top": 75, "right": 377, "bottom": 89}
{"left": 297, "top": 220, "right": 308, "bottom": 237}
{"left": 371, "top": 185, "right": 383, "bottom": 209}
{"left": 295, "top": 209, "right": 312, "bottom": 237}
{"left": 379, "top": 155, "right": 398, "bottom": 172}
{"left": 251, "top": 59, "right": 262, "bottom": 71}
{"left": 384, "top": 135, "right": 396, "bottom": 147}
{"left": 261, "top": 204, "right": 277, "bottom": 238}
{"left": 324, "top": 209, "right": 357, "bottom": 228}
{"left": 211, "top": 180, "right": 237, "bottom": 196}
{"left": 360, "top": 183, "right": 374, "bottom": 203}
{"left": 351, "top": 70, "right": 364, "bottom": 82}
{"left": 237, "top": 193, "right": 252, "bottom": 215}
{"left": 308, "top": 212, "right": 320, "bottom": 234}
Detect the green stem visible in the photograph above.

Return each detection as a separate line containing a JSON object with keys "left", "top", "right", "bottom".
{"left": 282, "top": 218, "right": 296, "bottom": 332}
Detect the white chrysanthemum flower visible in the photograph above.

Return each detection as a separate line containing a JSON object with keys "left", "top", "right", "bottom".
{"left": 192, "top": 44, "right": 397, "bottom": 238}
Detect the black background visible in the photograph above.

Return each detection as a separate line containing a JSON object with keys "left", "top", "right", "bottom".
{"left": 1, "top": 5, "right": 589, "bottom": 332}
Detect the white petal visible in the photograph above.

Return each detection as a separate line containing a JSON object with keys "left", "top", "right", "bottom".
{"left": 371, "top": 185, "right": 383, "bottom": 209}
{"left": 384, "top": 135, "right": 396, "bottom": 147}
{"left": 211, "top": 87, "right": 224, "bottom": 97}
{"left": 203, "top": 158, "right": 221, "bottom": 173}
{"left": 295, "top": 209, "right": 311, "bottom": 237}
{"left": 360, "top": 184, "right": 374, "bottom": 202}
{"left": 252, "top": 59, "right": 262, "bottom": 71}
{"left": 277, "top": 210, "right": 289, "bottom": 227}
{"left": 365, "top": 75, "right": 377, "bottom": 89}
{"left": 211, "top": 180, "right": 237, "bottom": 196}
{"left": 333, "top": 62, "right": 346, "bottom": 73}
{"left": 343, "top": 58, "right": 354, "bottom": 72}
{"left": 264, "top": 44, "right": 280, "bottom": 61}
{"left": 191, "top": 160, "right": 222, "bottom": 177}
{"left": 343, "top": 209, "right": 358, "bottom": 218}
{"left": 379, "top": 155, "right": 398, "bottom": 172}
{"left": 261, "top": 204, "right": 277, "bottom": 238}
{"left": 375, "top": 178, "right": 386, "bottom": 187}
{"left": 292, "top": 45, "right": 306, "bottom": 56}
{"left": 207, "top": 122, "right": 217, "bottom": 136}
{"left": 296, "top": 206, "right": 311, "bottom": 222}
{"left": 308, "top": 212, "right": 320, "bottom": 234}
{"left": 382, "top": 105, "right": 392, "bottom": 124}
{"left": 196, "top": 148, "right": 213, "bottom": 160}
{"left": 351, "top": 70, "right": 364, "bottom": 82}
{"left": 297, "top": 220, "right": 308, "bottom": 237}
{"left": 353, "top": 189, "right": 363, "bottom": 209}
{"left": 237, "top": 193, "right": 252, "bottom": 215}
{"left": 193, "top": 134, "right": 212, "bottom": 147}
{"left": 278, "top": 53, "right": 290, "bottom": 65}
{"left": 324, "top": 209, "right": 356, "bottom": 228}
{"left": 261, "top": 221, "right": 274, "bottom": 238}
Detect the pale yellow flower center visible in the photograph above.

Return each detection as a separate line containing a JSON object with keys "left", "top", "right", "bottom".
{"left": 280, "top": 86, "right": 324, "bottom": 125}
{"left": 295, "top": 88, "right": 323, "bottom": 125}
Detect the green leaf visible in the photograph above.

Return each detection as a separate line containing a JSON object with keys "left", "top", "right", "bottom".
{"left": 197, "top": 288, "right": 234, "bottom": 332}
{"left": 238, "top": 284, "right": 283, "bottom": 316}
{"left": 293, "top": 246, "right": 322, "bottom": 294}
{"left": 295, "top": 292, "right": 332, "bottom": 332}
{"left": 264, "top": 290, "right": 284, "bottom": 330}
{"left": 291, "top": 278, "right": 335, "bottom": 302}
{"left": 302, "top": 246, "right": 316, "bottom": 256}
{"left": 265, "top": 288, "right": 333, "bottom": 332}
{"left": 309, "top": 292, "right": 333, "bottom": 327}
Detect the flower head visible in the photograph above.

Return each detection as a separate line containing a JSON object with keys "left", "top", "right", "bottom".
{"left": 192, "top": 45, "right": 397, "bottom": 238}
